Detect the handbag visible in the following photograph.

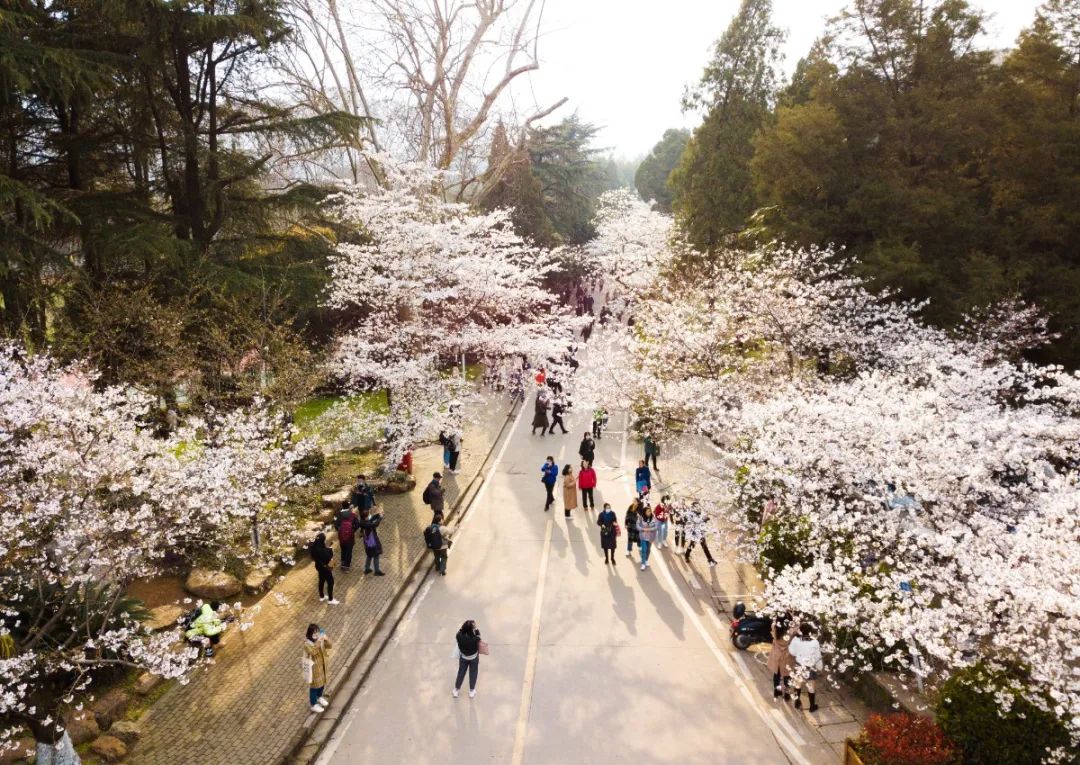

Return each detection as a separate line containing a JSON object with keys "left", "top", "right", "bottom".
{"left": 478, "top": 640, "right": 490, "bottom": 656}
{"left": 614, "top": 522, "right": 621, "bottom": 537}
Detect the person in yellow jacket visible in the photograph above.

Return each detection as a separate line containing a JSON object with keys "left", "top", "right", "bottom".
{"left": 304, "top": 623, "right": 333, "bottom": 712}
{"left": 184, "top": 601, "right": 226, "bottom": 657}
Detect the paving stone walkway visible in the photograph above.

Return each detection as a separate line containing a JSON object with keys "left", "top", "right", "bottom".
{"left": 129, "top": 393, "right": 513, "bottom": 765}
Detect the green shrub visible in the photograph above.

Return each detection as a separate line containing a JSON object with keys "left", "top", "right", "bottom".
{"left": 935, "top": 664, "right": 1075, "bottom": 765}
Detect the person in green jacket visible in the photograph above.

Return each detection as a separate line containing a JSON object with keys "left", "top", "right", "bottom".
{"left": 185, "top": 601, "right": 226, "bottom": 657}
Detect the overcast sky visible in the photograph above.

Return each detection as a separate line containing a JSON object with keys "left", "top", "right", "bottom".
{"left": 520, "top": 0, "right": 1043, "bottom": 158}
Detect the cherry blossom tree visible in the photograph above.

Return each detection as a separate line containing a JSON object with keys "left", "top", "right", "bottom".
{"left": 0, "top": 344, "right": 306, "bottom": 758}
{"left": 325, "top": 158, "right": 583, "bottom": 467}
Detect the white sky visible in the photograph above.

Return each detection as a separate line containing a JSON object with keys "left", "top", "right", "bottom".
{"left": 521, "top": 0, "right": 1043, "bottom": 158}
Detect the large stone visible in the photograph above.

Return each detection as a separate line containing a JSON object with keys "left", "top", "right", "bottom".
{"left": 133, "top": 672, "right": 162, "bottom": 696}
{"left": 243, "top": 567, "right": 274, "bottom": 594}
{"left": 145, "top": 604, "right": 185, "bottom": 632}
{"left": 66, "top": 709, "right": 100, "bottom": 746}
{"left": 0, "top": 736, "right": 35, "bottom": 765}
{"left": 92, "top": 688, "right": 131, "bottom": 730}
{"left": 321, "top": 488, "right": 349, "bottom": 509}
{"left": 90, "top": 735, "right": 128, "bottom": 762}
{"left": 107, "top": 721, "right": 141, "bottom": 745}
{"left": 184, "top": 568, "right": 241, "bottom": 600}
{"left": 369, "top": 472, "right": 415, "bottom": 494}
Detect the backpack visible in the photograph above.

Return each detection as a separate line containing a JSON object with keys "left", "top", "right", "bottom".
{"left": 422, "top": 482, "right": 435, "bottom": 505}
{"left": 338, "top": 516, "right": 356, "bottom": 545}
{"left": 424, "top": 524, "right": 443, "bottom": 550}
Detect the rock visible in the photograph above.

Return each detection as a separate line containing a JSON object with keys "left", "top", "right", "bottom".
{"left": 369, "top": 472, "right": 415, "bottom": 494}
{"left": 243, "top": 567, "right": 273, "bottom": 594}
{"left": 145, "top": 604, "right": 185, "bottom": 632}
{"left": 322, "top": 488, "right": 349, "bottom": 509}
{"left": 133, "top": 672, "right": 162, "bottom": 696}
{"left": 296, "top": 520, "right": 325, "bottom": 547}
{"left": 184, "top": 568, "right": 241, "bottom": 600}
{"left": 66, "top": 709, "right": 100, "bottom": 746}
{"left": 0, "top": 736, "right": 35, "bottom": 765}
{"left": 90, "top": 735, "right": 128, "bottom": 762}
{"left": 92, "top": 688, "right": 131, "bottom": 730}
{"left": 107, "top": 721, "right": 141, "bottom": 745}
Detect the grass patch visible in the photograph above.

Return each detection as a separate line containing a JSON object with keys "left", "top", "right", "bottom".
{"left": 319, "top": 450, "right": 385, "bottom": 493}
{"left": 294, "top": 391, "right": 389, "bottom": 429}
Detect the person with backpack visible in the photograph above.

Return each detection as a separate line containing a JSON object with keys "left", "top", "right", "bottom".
{"left": 349, "top": 474, "right": 375, "bottom": 512}
{"left": 452, "top": 620, "right": 484, "bottom": 698}
{"left": 548, "top": 397, "right": 568, "bottom": 435}
{"left": 447, "top": 430, "right": 462, "bottom": 473}
{"left": 334, "top": 503, "right": 360, "bottom": 571}
{"left": 303, "top": 623, "right": 332, "bottom": 712}
{"left": 422, "top": 472, "right": 445, "bottom": 518}
{"left": 578, "top": 432, "right": 595, "bottom": 466}
{"left": 578, "top": 460, "right": 597, "bottom": 510}
{"left": 309, "top": 533, "right": 340, "bottom": 604}
{"left": 424, "top": 513, "right": 453, "bottom": 575}
{"left": 597, "top": 503, "right": 618, "bottom": 565}
{"left": 184, "top": 601, "right": 226, "bottom": 657}
{"left": 357, "top": 507, "right": 385, "bottom": 576}
{"left": 635, "top": 459, "right": 652, "bottom": 496}
{"left": 540, "top": 457, "right": 559, "bottom": 511}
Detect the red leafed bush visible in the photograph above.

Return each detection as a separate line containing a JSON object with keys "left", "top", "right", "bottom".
{"left": 859, "top": 713, "right": 959, "bottom": 765}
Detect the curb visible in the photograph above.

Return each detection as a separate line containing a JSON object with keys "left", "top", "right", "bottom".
{"left": 285, "top": 400, "right": 520, "bottom": 765}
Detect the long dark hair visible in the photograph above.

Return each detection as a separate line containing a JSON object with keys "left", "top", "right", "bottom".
{"left": 458, "top": 619, "right": 477, "bottom": 636}
{"left": 306, "top": 623, "right": 320, "bottom": 641}
{"left": 562, "top": 464, "right": 573, "bottom": 475}
{"left": 309, "top": 532, "right": 327, "bottom": 559}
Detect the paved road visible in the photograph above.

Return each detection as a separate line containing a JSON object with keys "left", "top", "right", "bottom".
{"left": 318, "top": 400, "right": 824, "bottom": 765}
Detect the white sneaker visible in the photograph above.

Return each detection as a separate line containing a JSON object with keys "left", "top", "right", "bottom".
{"left": 640, "top": 563, "right": 646, "bottom": 571}
{"left": 708, "top": 561, "right": 718, "bottom": 567}
{"left": 310, "top": 704, "right": 323, "bottom": 712}
{"left": 319, "top": 595, "right": 328, "bottom": 602}
{"left": 469, "top": 689, "right": 476, "bottom": 698}
{"left": 626, "top": 551, "right": 631, "bottom": 558}
{"left": 318, "top": 693, "right": 330, "bottom": 703}
{"left": 452, "top": 688, "right": 459, "bottom": 698}
{"left": 327, "top": 599, "right": 341, "bottom": 605}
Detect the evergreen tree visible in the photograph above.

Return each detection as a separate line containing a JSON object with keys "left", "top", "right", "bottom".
{"left": 477, "top": 122, "right": 558, "bottom": 247}
{"left": 528, "top": 115, "right": 609, "bottom": 245}
{"left": 634, "top": 128, "right": 689, "bottom": 212}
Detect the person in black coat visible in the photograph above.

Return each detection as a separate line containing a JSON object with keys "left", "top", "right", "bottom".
{"left": 308, "top": 533, "right": 339, "bottom": 604}
{"left": 548, "top": 398, "right": 568, "bottom": 434}
{"left": 597, "top": 503, "right": 618, "bottom": 565}
{"left": 624, "top": 501, "right": 641, "bottom": 561}
{"left": 578, "top": 432, "right": 595, "bottom": 466}
{"left": 453, "top": 620, "right": 483, "bottom": 698}
{"left": 357, "top": 508, "right": 385, "bottom": 576}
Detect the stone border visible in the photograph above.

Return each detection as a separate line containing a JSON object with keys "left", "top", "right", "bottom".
{"left": 285, "top": 401, "right": 520, "bottom": 765}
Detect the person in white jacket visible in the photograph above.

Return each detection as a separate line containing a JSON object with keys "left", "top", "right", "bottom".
{"left": 788, "top": 623, "right": 823, "bottom": 712}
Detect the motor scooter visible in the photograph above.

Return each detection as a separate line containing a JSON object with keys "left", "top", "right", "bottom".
{"left": 730, "top": 601, "right": 772, "bottom": 650}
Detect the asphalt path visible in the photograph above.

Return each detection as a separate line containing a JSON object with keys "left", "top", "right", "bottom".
{"left": 318, "top": 400, "right": 812, "bottom": 765}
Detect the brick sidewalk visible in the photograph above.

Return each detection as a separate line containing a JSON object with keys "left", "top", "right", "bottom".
{"left": 130, "top": 394, "right": 513, "bottom": 765}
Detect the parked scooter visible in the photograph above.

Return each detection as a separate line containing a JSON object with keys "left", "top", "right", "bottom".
{"left": 730, "top": 601, "right": 772, "bottom": 650}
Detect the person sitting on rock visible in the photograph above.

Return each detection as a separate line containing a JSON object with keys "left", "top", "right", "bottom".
{"left": 184, "top": 601, "right": 226, "bottom": 657}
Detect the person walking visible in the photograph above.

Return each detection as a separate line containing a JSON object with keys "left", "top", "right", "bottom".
{"left": 540, "top": 456, "right": 559, "bottom": 511}
{"left": 562, "top": 464, "right": 578, "bottom": 519}
{"left": 592, "top": 407, "right": 607, "bottom": 439}
{"left": 578, "top": 432, "right": 595, "bottom": 466}
{"left": 790, "top": 623, "right": 823, "bottom": 712}
{"left": 303, "top": 623, "right": 332, "bottom": 712}
{"left": 334, "top": 503, "right": 360, "bottom": 571}
{"left": 578, "top": 460, "right": 597, "bottom": 510}
{"left": 549, "top": 397, "right": 569, "bottom": 434}
{"left": 597, "top": 502, "right": 618, "bottom": 565}
{"left": 308, "top": 533, "right": 340, "bottom": 604}
{"left": 422, "top": 472, "right": 445, "bottom": 519}
{"left": 644, "top": 434, "right": 660, "bottom": 471}
{"left": 683, "top": 502, "right": 717, "bottom": 566}
{"left": 636, "top": 506, "right": 658, "bottom": 571}
{"left": 767, "top": 617, "right": 794, "bottom": 700}
{"left": 653, "top": 495, "right": 670, "bottom": 549}
{"left": 447, "top": 430, "right": 462, "bottom": 473}
{"left": 424, "top": 513, "right": 453, "bottom": 575}
{"left": 624, "top": 500, "right": 641, "bottom": 560}
{"left": 635, "top": 459, "right": 652, "bottom": 496}
{"left": 439, "top": 430, "right": 452, "bottom": 470}
{"left": 357, "top": 507, "right": 385, "bottom": 575}
{"left": 453, "top": 620, "right": 485, "bottom": 698}
{"left": 671, "top": 500, "right": 686, "bottom": 549}
{"left": 350, "top": 473, "right": 375, "bottom": 512}
{"left": 531, "top": 392, "right": 551, "bottom": 436}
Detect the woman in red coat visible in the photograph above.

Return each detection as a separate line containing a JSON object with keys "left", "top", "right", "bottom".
{"left": 578, "top": 460, "right": 597, "bottom": 511}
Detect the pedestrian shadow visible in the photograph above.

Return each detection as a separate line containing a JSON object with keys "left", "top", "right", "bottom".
{"left": 606, "top": 564, "right": 637, "bottom": 636}
{"left": 564, "top": 516, "right": 591, "bottom": 577}
{"left": 637, "top": 561, "right": 685, "bottom": 639}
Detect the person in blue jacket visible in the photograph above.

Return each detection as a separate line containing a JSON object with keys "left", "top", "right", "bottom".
{"left": 540, "top": 456, "right": 559, "bottom": 511}
{"left": 635, "top": 460, "right": 652, "bottom": 496}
